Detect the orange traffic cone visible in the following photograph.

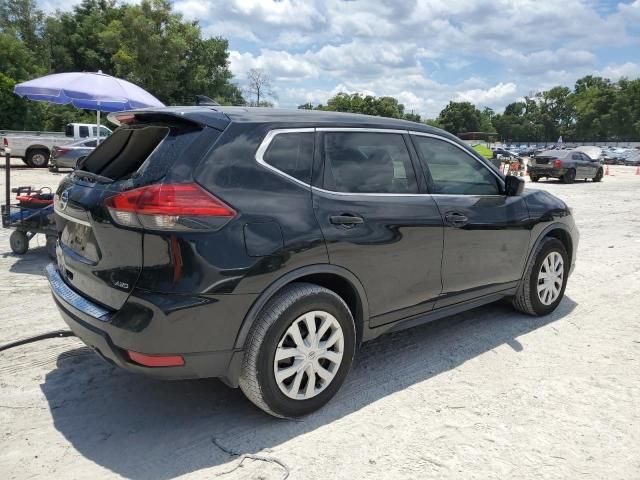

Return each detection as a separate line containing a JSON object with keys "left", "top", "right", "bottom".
{"left": 605, "top": 165, "right": 610, "bottom": 176}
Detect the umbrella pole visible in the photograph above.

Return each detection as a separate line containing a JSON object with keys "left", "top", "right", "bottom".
{"left": 96, "top": 105, "right": 101, "bottom": 145}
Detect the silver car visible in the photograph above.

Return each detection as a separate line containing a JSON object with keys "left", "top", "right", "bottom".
{"left": 49, "top": 138, "right": 97, "bottom": 171}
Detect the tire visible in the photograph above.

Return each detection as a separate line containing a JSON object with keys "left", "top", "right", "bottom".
{"left": 592, "top": 168, "right": 603, "bottom": 182}
{"left": 9, "top": 230, "right": 29, "bottom": 255}
{"left": 512, "top": 237, "right": 569, "bottom": 316}
{"left": 46, "top": 236, "right": 57, "bottom": 260}
{"left": 239, "top": 282, "right": 356, "bottom": 418}
{"left": 26, "top": 149, "right": 49, "bottom": 168}
{"left": 530, "top": 175, "right": 540, "bottom": 182}
{"left": 561, "top": 168, "right": 576, "bottom": 184}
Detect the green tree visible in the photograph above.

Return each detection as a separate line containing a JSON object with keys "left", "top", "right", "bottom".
{"left": 45, "top": 0, "right": 121, "bottom": 73}
{"left": 0, "top": 0, "right": 44, "bottom": 53}
{"left": 98, "top": 0, "right": 242, "bottom": 105}
{"left": 424, "top": 118, "right": 443, "bottom": 129}
{"left": 310, "top": 92, "right": 413, "bottom": 120}
{"left": 571, "top": 76, "right": 615, "bottom": 140}
{"left": 610, "top": 78, "right": 640, "bottom": 140}
{"left": 403, "top": 111, "right": 421, "bottom": 123}
{"left": 0, "top": 25, "right": 47, "bottom": 129}
{"left": 536, "top": 86, "right": 574, "bottom": 140}
{"left": 0, "top": 30, "right": 43, "bottom": 80}
{"left": 479, "top": 107, "right": 496, "bottom": 132}
{"left": 436, "top": 101, "right": 482, "bottom": 134}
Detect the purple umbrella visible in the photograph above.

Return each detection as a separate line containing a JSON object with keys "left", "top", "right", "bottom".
{"left": 14, "top": 71, "right": 164, "bottom": 142}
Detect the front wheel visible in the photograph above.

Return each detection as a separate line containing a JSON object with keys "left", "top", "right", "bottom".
{"left": 513, "top": 237, "right": 569, "bottom": 316}
{"left": 9, "top": 230, "right": 29, "bottom": 255}
{"left": 239, "top": 283, "right": 356, "bottom": 418}
{"left": 530, "top": 174, "right": 540, "bottom": 182}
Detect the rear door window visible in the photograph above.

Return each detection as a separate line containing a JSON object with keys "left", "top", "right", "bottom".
{"left": 322, "top": 131, "right": 418, "bottom": 193}
{"left": 79, "top": 126, "right": 90, "bottom": 138}
{"left": 412, "top": 135, "right": 500, "bottom": 195}
{"left": 263, "top": 131, "right": 314, "bottom": 184}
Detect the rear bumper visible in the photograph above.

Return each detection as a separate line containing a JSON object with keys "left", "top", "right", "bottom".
{"left": 46, "top": 263, "right": 251, "bottom": 383}
{"left": 528, "top": 166, "right": 567, "bottom": 178}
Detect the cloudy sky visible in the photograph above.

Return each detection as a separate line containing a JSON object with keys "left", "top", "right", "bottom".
{"left": 40, "top": 0, "right": 640, "bottom": 118}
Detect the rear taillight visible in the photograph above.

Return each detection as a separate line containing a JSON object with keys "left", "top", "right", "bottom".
{"left": 54, "top": 147, "right": 70, "bottom": 156}
{"left": 2, "top": 137, "right": 8, "bottom": 147}
{"left": 553, "top": 159, "right": 562, "bottom": 168}
{"left": 104, "top": 183, "right": 236, "bottom": 231}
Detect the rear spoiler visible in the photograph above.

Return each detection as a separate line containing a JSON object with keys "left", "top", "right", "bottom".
{"left": 107, "top": 107, "right": 230, "bottom": 131}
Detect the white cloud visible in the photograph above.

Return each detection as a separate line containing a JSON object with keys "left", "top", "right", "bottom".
{"left": 172, "top": 0, "right": 210, "bottom": 21}
{"left": 617, "top": 0, "right": 640, "bottom": 23}
{"left": 499, "top": 48, "right": 597, "bottom": 76}
{"left": 455, "top": 83, "right": 519, "bottom": 107}
{"left": 36, "top": 0, "right": 640, "bottom": 118}
{"left": 597, "top": 62, "right": 640, "bottom": 80}
{"left": 230, "top": 49, "right": 320, "bottom": 81}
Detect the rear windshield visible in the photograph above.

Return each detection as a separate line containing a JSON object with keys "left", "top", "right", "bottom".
{"left": 538, "top": 150, "right": 570, "bottom": 158}
{"left": 78, "top": 120, "right": 212, "bottom": 184}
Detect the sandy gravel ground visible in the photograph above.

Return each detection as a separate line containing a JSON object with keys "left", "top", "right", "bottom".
{"left": 0, "top": 161, "right": 639, "bottom": 480}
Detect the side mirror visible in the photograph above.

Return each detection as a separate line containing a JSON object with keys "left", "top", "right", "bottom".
{"left": 505, "top": 175, "right": 525, "bottom": 196}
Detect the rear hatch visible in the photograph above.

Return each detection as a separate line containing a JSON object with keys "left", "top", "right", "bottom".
{"left": 54, "top": 111, "right": 227, "bottom": 310}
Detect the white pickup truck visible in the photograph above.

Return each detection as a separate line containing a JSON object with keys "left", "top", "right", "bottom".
{"left": 0, "top": 123, "right": 112, "bottom": 167}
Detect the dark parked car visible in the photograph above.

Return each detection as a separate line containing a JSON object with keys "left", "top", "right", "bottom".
{"left": 47, "top": 107, "right": 578, "bottom": 417}
{"left": 528, "top": 149, "right": 603, "bottom": 183}
{"left": 492, "top": 147, "right": 520, "bottom": 158}
{"left": 622, "top": 152, "right": 640, "bottom": 166}
{"left": 49, "top": 138, "right": 98, "bottom": 172}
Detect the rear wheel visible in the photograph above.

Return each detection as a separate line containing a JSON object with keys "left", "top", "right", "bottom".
{"left": 9, "top": 230, "right": 29, "bottom": 255}
{"left": 561, "top": 168, "right": 576, "bottom": 184}
{"left": 513, "top": 237, "right": 568, "bottom": 316}
{"left": 593, "top": 168, "right": 603, "bottom": 182}
{"left": 530, "top": 174, "right": 540, "bottom": 182}
{"left": 239, "top": 283, "right": 356, "bottom": 418}
{"left": 26, "top": 149, "right": 49, "bottom": 168}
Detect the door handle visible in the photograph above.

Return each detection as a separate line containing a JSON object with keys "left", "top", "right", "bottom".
{"left": 330, "top": 214, "right": 364, "bottom": 227}
{"left": 445, "top": 212, "right": 468, "bottom": 227}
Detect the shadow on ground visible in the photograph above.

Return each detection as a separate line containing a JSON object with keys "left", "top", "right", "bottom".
{"left": 532, "top": 178, "right": 599, "bottom": 186}
{"left": 4, "top": 243, "right": 50, "bottom": 276}
{"left": 41, "top": 297, "right": 577, "bottom": 479}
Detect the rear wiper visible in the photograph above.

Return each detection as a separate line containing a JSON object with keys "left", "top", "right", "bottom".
{"left": 72, "top": 170, "right": 113, "bottom": 184}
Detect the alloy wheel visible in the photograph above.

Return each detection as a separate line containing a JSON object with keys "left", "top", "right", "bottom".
{"left": 537, "top": 251, "right": 564, "bottom": 305}
{"left": 273, "top": 310, "right": 344, "bottom": 400}
{"left": 31, "top": 153, "right": 47, "bottom": 167}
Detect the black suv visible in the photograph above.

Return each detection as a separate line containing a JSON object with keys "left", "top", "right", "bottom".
{"left": 47, "top": 107, "right": 578, "bottom": 418}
